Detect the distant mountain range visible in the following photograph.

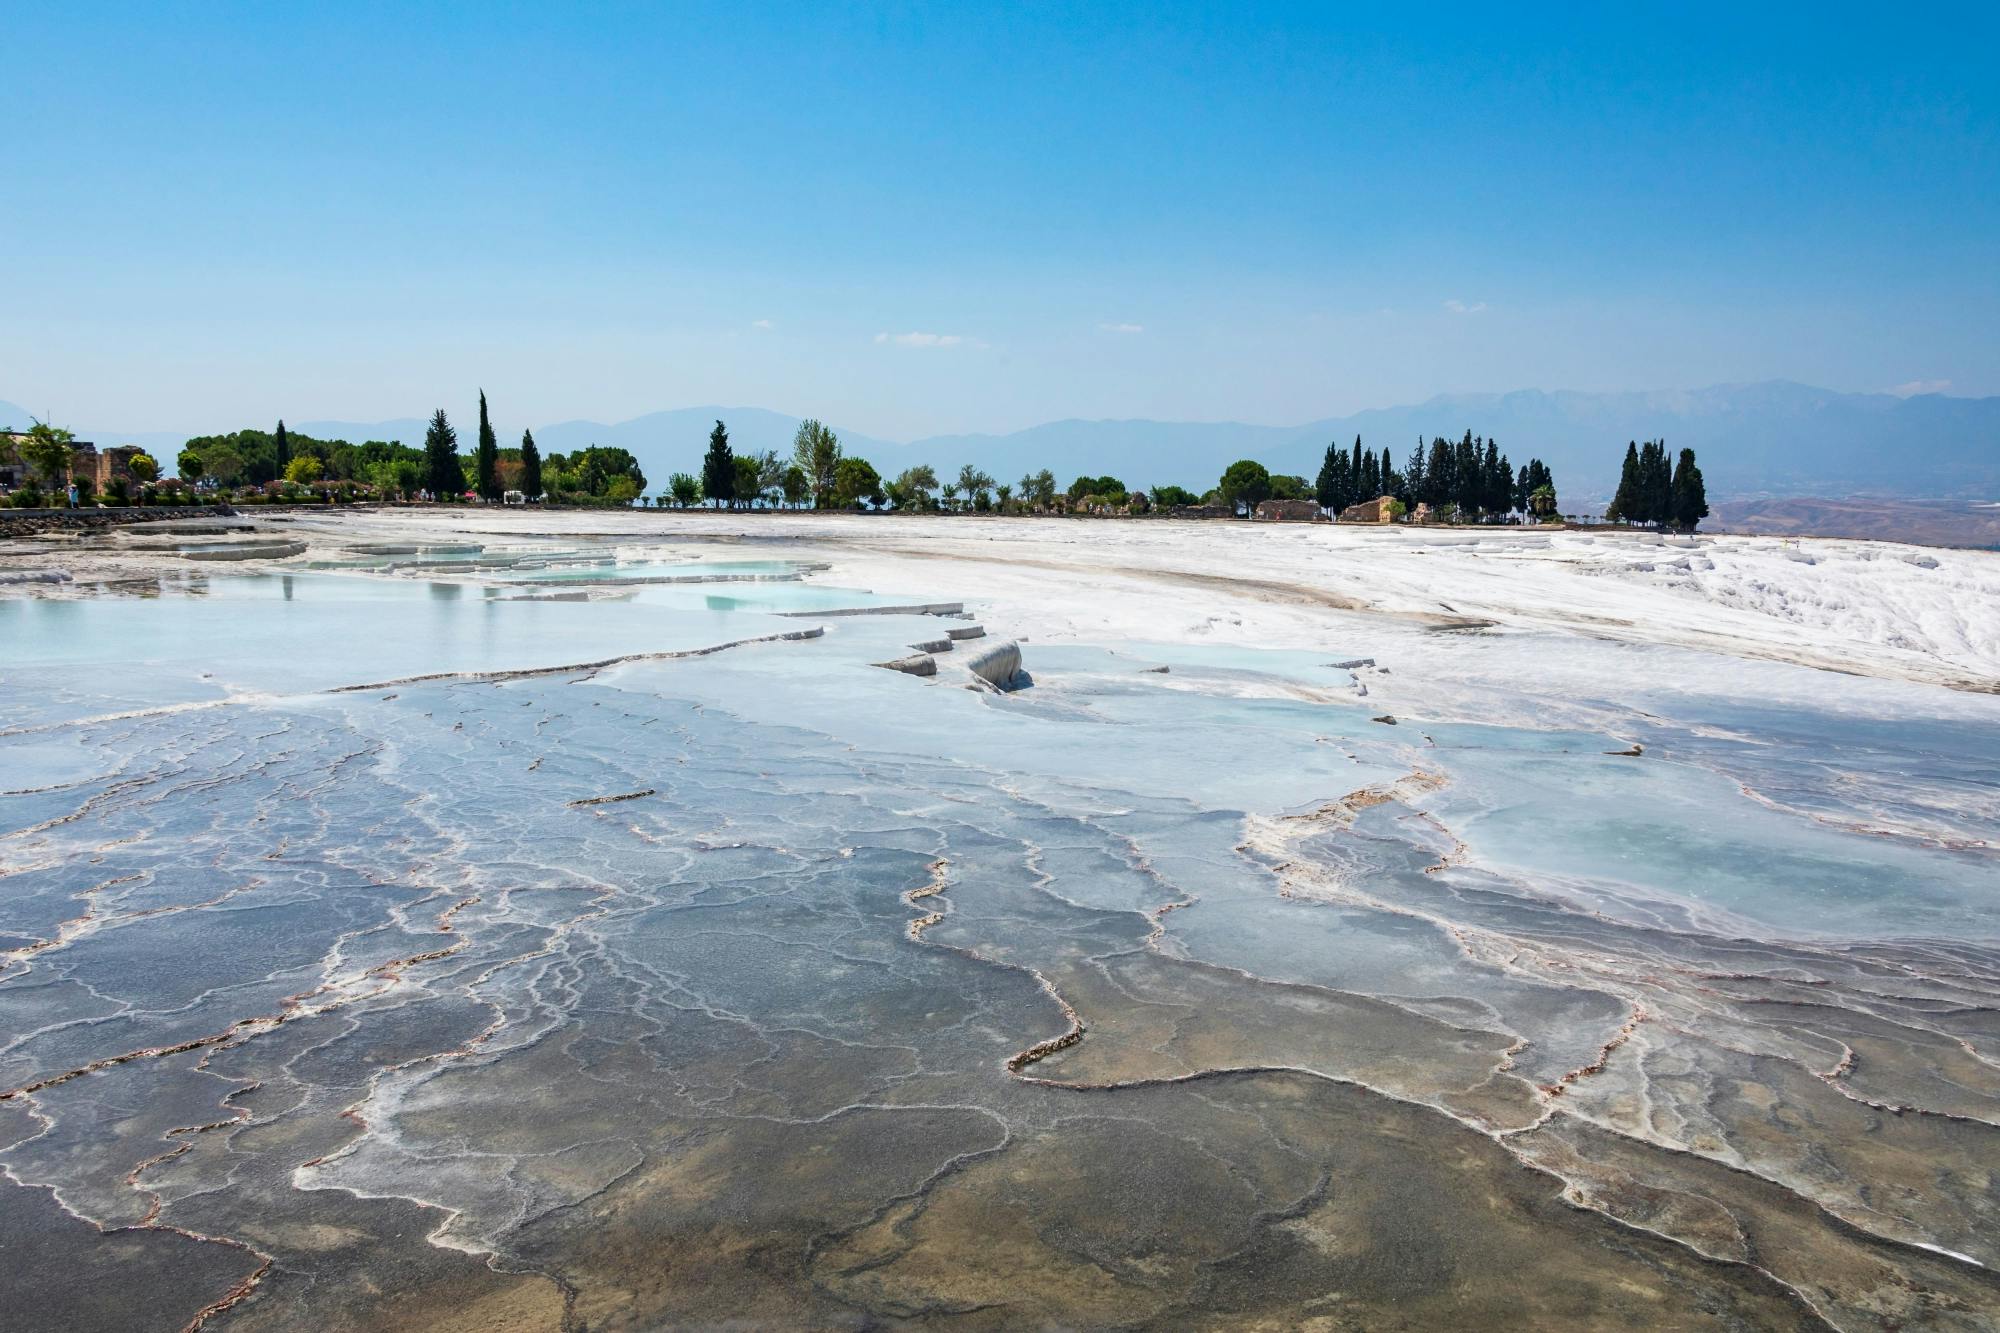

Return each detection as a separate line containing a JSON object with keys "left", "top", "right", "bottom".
{"left": 7, "top": 381, "right": 1996, "bottom": 501}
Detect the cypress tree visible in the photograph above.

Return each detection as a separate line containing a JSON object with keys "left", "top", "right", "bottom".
{"left": 1379, "top": 447, "right": 1396, "bottom": 498}
{"left": 423, "top": 410, "right": 460, "bottom": 501}
{"left": 1607, "top": 441, "right": 1640, "bottom": 524}
{"left": 274, "top": 420, "right": 291, "bottom": 476}
{"left": 1315, "top": 440, "right": 1344, "bottom": 511}
{"left": 520, "top": 429, "right": 543, "bottom": 501}
{"left": 475, "top": 391, "right": 500, "bottom": 502}
{"left": 702, "top": 419, "right": 735, "bottom": 509}
{"left": 1481, "top": 439, "right": 1502, "bottom": 518}
{"left": 1671, "top": 447, "right": 1708, "bottom": 532}
{"left": 1650, "top": 440, "right": 1674, "bottom": 526}
{"left": 1404, "top": 438, "right": 1427, "bottom": 505}
{"left": 1454, "top": 432, "right": 1481, "bottom": 517}
{"left": 1425, "top": 436, "right": 1453, "bottom": 509}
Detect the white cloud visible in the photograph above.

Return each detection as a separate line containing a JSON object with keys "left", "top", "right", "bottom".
{"left": 1098, "top": 321, "right": 1145, "bottom": 334}
{"left": 1889, "top": 378, "right": 1950, "bottom": 397}
{"left": 750, "top": 318, "right": 774, "bottom": 331}
{"left": 1443, "top": 299, "right": 1488, "bottom": 315}
{"left": 875, "top": 331, "right": 965, "bottom": 348}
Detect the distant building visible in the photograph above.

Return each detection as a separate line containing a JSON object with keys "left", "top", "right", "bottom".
{"left": 0, "top": 430, "right": 108, "bottom": 489}
{"left": 1338, "top": 495, "right": 1402, "bottom": 524}
{"left": 1169, "top": 503, "right": 1234, "bottom": 519}
{"left": 1254, "top": 498, "right": 1322, "bottom": 522}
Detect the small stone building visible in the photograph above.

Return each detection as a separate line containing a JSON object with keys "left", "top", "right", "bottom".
{"left": 1338, "top": 495, "right": 1401, "bottom": 524}
{"left": 1254, "top": 498, "right": 1323, "bottom": 522}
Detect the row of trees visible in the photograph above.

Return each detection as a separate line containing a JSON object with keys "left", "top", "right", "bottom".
{"left": 1310, "top": 434, "right": 1559, "bottom": 521}
{"left": 1606, "top": 441, "right": 1707, "bottom": 530}
{"left": 673, "top": 418, "right": 1156, "bottom": 514}
{"left": 171, "top": 399, "right": 642, "bottom": 504}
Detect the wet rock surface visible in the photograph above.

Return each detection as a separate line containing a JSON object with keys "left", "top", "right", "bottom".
{"left": 3, "top": 527, "right": 1998, "bottom": 1330}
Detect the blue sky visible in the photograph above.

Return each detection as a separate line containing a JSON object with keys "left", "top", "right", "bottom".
{"left": 5, "top": 2, "right": 1995, "bottom": 439}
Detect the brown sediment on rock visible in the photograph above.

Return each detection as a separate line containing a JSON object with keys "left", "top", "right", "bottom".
{"left": 567, "top": 788, "right": 656, "bottom": 807}
{"left": 904, "top": 859, "right": 950, "bottom": 940}
{"left": 1004, "top": 975, "right": 1085, "bottom": 1074}
{"left": 174, "top": 1242, "right": 274, "bottom": 1332}
{"left": 1, "top": 918, "right": 480, "bottom": 1100}
{"left": 1267, "top": 768, "right": 1448, "bottom": 837}
{"left": 1144, "top": 896, "right": 1197, "bottom": 947}
{"left": 874, "top": 653, "right": 938, "bottom": 677}
{"left": 1541, "top": 1005, "right": 1648, "bottom": 1096}
{"left": 326, "top": 625, "right": 827, "bottom": 693}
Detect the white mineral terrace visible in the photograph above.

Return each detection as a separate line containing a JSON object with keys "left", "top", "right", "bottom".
{"left": 2, "top": 507, "right": 1998, "bottom": 1330}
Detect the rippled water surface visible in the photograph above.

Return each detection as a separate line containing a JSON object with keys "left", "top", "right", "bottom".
{"left": 4, "top": 547, "right": 1999, "bottom": 1330}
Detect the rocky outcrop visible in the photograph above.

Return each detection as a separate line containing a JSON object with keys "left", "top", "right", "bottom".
{"left": 0, "top": 504, "right": 235, "bottom": 539}
{"left": 961, "top": 640, "right": 1025, "bottom": 691}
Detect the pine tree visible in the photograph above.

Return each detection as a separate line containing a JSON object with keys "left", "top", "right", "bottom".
{"left": 1670, "top": 447, "right": 1708, "bottom": 532}
{"left": 1379, "top": 447, "right": 1397, "bottom": 499}
{"left": 423, "top": 410, "right": 460, "bottom": 501}
{"left": 1480, "top": 439, "right": 1502, "bottom": 519}
{"left": 475, "top": 391, "right": 500, "bottom": 502}
{"left": 702, "top": 419, "right": 735, "bottom": 509}
{"left": 274, "top": 420, "right": 291, "bottom": 476}
{"left": 1360, "top": 446, "right": 1379, "bottom": 498}
{"left": 1607, "top": 441, "right": 1640, "bottom": 524}
{"left": 520, "top": 429, "right": 543, "bottom": 501}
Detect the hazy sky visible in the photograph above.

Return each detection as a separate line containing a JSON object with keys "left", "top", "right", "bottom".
{"left": 6, "top": 3, "right": 1995, "bottom": 440}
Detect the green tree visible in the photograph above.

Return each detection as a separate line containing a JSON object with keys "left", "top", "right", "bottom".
{"left": 1314, "top": 440, "right": 1348, "bottom": 511}
{"left": 791, "top": 419, "right": 841, "bottom": 507}
{"left": 17, "top": 419, "right": 77, "bottom": 491}
{"left": 832, "top": 456, "right": 884, "bottom": 509}
{"left": 177, "top": 447, "right": 205, "bottom": 485}
{"left": 388, "top": 457, "right": 422, "bottom": 500}
{"left": 781, "top": 465, "right": 809, "bottom": 508}
{"left": 423, "top": 410, "right": 460, "bottom": 500}
{"left": 1026, "top": 469, "right": 1058, "bottom": 509}
{"left": 475, "top": 391, "right": 501, "bottom": 502}
{"left": 995, "top": 482, "right": 1012, "bottom": 513}
{"left": 274, "top": 420, "right": 290, "bottom": 475}
{"left": 752, "top": 450, "right": 783, "bottom": 501}
{"left": 1670, "top": 448, "right": 1708, "bottom": 532}
{"left": 284, "top": 456, "right": 323, "bottom": 484}
{"left": 1646, "top": 440, "right": 1674, "bottom": 526}
{"left": 955, "top": 463, "right": 995, "bottom": 509}
{"left": 127, "top": 452, "right": 159, "bottom": 484}
{"left": 202, "top": 442, "right": 245, "bottom": 487}
{"left": 1218, "top": 459, "right": 1271, "bottom": 516}
{"left": 520, "top": 429, "right": 543, "bottom": 500}
{"left": 702, "top": 419, "right": 735, "bottom": 508}
{"left": 669, "top": 472, "right": 702, "bottom": 508}
{"left": 1606, "top": 441, "right": 1641, "bottom": 524}
{"left": 732, "top": 454, "right": 762, "bottom": 508}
